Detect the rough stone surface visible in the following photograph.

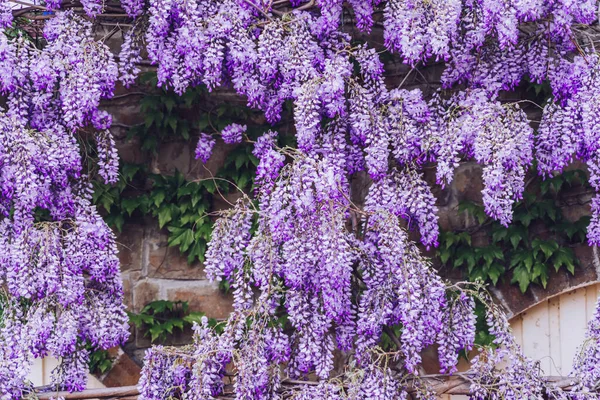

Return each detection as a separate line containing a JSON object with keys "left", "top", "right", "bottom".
{"left": 100, "top": 351, "right": 142, "bottom": 387}
{"left": 116, "top": 223, "right": 144, "bottom": 272}
{"left": 146, "top": 229, "right": 207, "bottom": 280}
{"left": 166, "top": 283, "right": 235, "bottom": 319}
{"left": 132, "top": 280, "right": 160, "bottom": 313}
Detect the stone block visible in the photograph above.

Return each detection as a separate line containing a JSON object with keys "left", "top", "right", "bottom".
{"left": 166, "top": 283, "right": 234, "bottom": 319}
{"left": 116, "top": 136, "right": 148, "bottom": 165}
{"left": 146, "top": 229, "right": 207, "bottom": 280}
{"left": 152, "top": 141, "right": 192, "bottom": 176}
{"left": 116, "top": 223, "right": 144, "bottom": 273}
{"left": 560, "top": 201, "right": 591, "bottom": 223}
{"left": 132, "top": 280, "right": 160, "bottom": 312}
{"left": 452, "top": 163, "right": 484, "bottom": 204}
{"left": 121, "top": 273, "right": 134, "bottom": 311}
{"left": 100, "top": 350, "right": 142, "bottom": 387}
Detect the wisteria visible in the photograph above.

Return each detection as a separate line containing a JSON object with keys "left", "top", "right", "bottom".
{"left": 0, "top": 9, "right": 128, "bottom": 398}
{"left": 6, "top": 0, "right": 600, "bottom": 399}
{"left": 220, "top": 123, "right": 247, "bottom": 144}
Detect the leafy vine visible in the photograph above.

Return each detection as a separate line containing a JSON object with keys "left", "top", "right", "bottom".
{"left": 437, "top": 169, "right": 591, "bottom": 293}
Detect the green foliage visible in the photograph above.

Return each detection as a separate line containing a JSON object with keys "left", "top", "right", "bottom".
{"left": 87, "top": 347, "right": 114, "bottom": 375}
{"left": 128, "top": 300, "right": 220, "bottom": 343}
{"left": 93, "top": 165, "right": 217, "bottom": 263}
{"left": 128, "top": 74, "right": 206, "bottom": 152}
{"left": 379, "top": 324, "right": 403, "bottom": 351}
{"left": 437, "top": 170, "right": 590, "bottom": 293}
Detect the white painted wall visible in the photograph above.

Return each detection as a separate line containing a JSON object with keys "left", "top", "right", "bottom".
{"left": 28, "top": 356, "right": 105, "bottom": 389}
{"left": 511, "top": 283, "right": 600, "bottom": 376}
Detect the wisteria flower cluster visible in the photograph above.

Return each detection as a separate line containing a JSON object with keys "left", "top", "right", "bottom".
{"left": 130, "top": 0, "right": 600, "bottom": 398}
{"left": 0, "top": 10, "right": 128, "bottom": 398}
{"left": 7, "top": 0, "right": 600, "bottom": 398}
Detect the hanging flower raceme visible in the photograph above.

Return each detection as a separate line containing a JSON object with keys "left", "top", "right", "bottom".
{"left": 9, "top": 0, "right": 600, "bottom": 398}
{"left": 0, "top": 10, "right": 128, "bottom": 398}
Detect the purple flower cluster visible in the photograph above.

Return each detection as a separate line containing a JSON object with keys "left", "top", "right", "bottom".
{"left": 194, "top": 133, "right": 216, "bottom": 163}
{"left": 469, "top": 296, "right": 547, "bottom": 400}
{"left": 221, "top": 123, "right": 246, "bottom": 144}
{"left": 11, "top": 0, "right": 600, "bottom": 398}
{"left": 118, "top": 28, "right": 142, "bottom": 88}
{"left": 0, "top": 11, "right": 128, "bottom": 397}
{"left": 123, "top": 2, "right": 600, "bottom": 397}
{"left": 437, "top": 292, "right": 476, "bottom": 374}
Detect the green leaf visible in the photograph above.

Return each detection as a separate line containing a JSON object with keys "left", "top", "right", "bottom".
{"left": 488, "top": 263, "right": 505, "bottom": 285}
{"left": 144, "top": 114, "right": 155, "bottom": 129}
{"left": 169, "top": 228, "right": 194, "bottom": 252}
{"left": 197, "top": 114, "right": 210, "bottom": 131}
{"left": 187, "top": 240, "right": 207, "bottom": 263}
{"left": 164, "top": 97, "right": 176, "bottom": 113}
{"left": 510, "top": 232, "right": 522, "bottom": 249}
{"left": 166, "top": 115, "right": 178, "bottom": 132}
{"left": 492, "top": 228, "right": 508, "bottom": 243}
{"left": 158, "top": 205, "right": 173, "bottom": 228}
{"left": 524, "top": 253, "right": 534, "bottom": 271}
{"left": 515, "top": 210, "right": 535, "bottom": 227}
{"left": 235, "top": 155, "right": 246, "bottom": 169}
{"left": 509, "top": 250, "right": 526, "bottom": 268}
{"left": 180, "top": 123, "right": 190, "bottom": 140}
{"left": 148, "top": 325, "right": 165, "bottom": 342}
{"left": 180, "top": 211, "right": 197, "bottom": 226}
{"left": 551, "top": 176, "right": 564, "bottom": 192}
{"left": 511, "top": 264, "right": 531, "bottom": 293}
{"left": 444, "top": 232, "right": 456, "bottom": 249}
{"left": 532, "top": 262, "right": 549, "bottom": 288}
{"left": 98, "top": 192, "right": 116, "bottom": 213}
{"left": 249, "top": 154, "right": 259, "bottom": 167}
{"left": 183, "top": 312, "right": 206, "bottom": 325}
{"left": 203, "top": 180, "right": 217, "bottom": 194}
{"left": 105, "top": 213, "right": 125, "bottom": 232}
{"left": 152, "top": 189, "right": 166, "bottom": 207}
{"left": 128, "top": 312, "right": 155, "bottom": 327}
{"left": 237, "top": 171, "right": 251, "bottom": 189}
{"left": 457, "top": 232, "right": 472, "bottom": 246}
{"left": 179, "top": 229, "right": 195, "bottom": 252}
{"left": 122, "top": 164, "right": 142, "bottom": 182}
{"left": 536, "top": 200, "right": 557, "bottom": 221}
{"left": 177, "top": 184, "right": 196, "bottom": 198}
{"left": 121, "top": 197, "right": 141, "bottom": 216}
{"left": 439, "top": 249, "right": 451, "bottom": 264}
{"left": 553, "top": 247, "right": 576, "bottom": 274}
{"left": 171, "top": 319, "right": 185, "bottom": 331}
{"left": 144, "top": 300, "right": 173, "bottom": 314}
{"left": 534, "top": 239, "right": 559, "bottom": 259}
